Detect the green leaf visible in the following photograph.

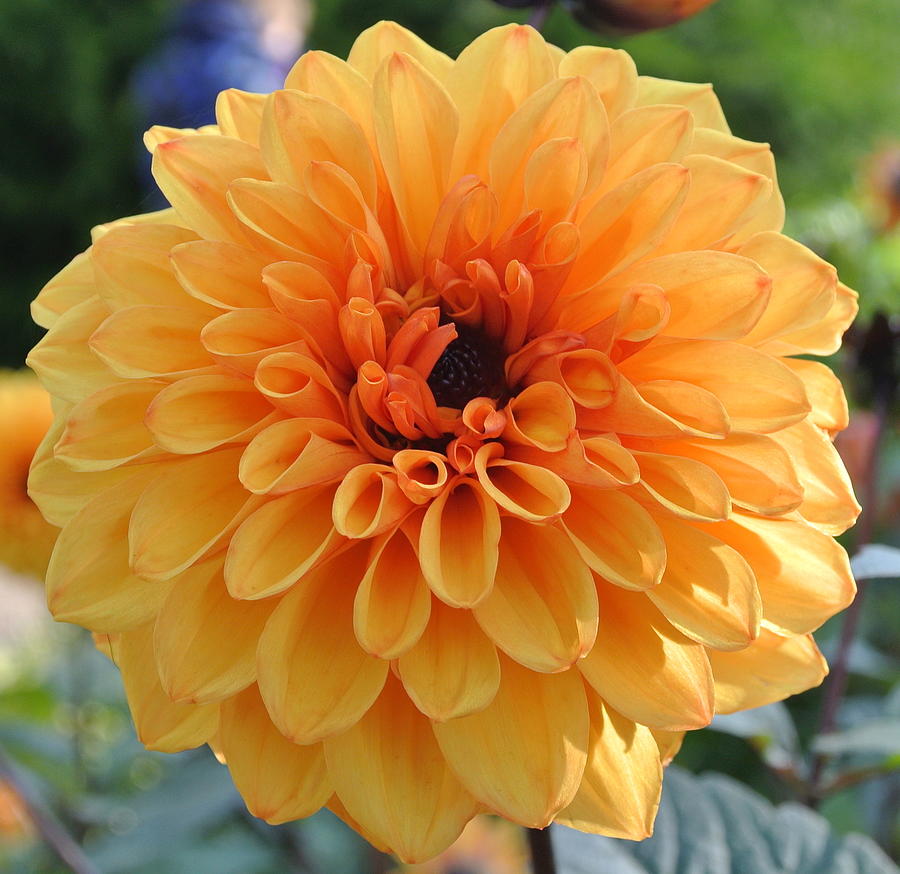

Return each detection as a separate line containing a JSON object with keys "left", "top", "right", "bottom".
{"left": 851, "top": 545, "right": 900, "bottom": 581}
{"left": 552, "top": 766, "right": 899, "bottom": 874}
{"left": 710, "top": 703, "right": 801, "bottom": 771}
{"left": 813, "top": 719, "right": 900, "bottom": 757}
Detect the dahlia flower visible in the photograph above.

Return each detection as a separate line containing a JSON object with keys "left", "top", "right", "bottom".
{"left": 566, "top": 0, "right": 720, "bottom": 32}
{"left": 0, "top": 371, "right": 56, "bottom": 578}
{"left": 28, "top": 22, "right": 859, "bottom": 861}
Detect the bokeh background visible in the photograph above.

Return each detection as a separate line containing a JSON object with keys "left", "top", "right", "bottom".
{"left": 1, "top": 0, "right": 898, "bottom": 871}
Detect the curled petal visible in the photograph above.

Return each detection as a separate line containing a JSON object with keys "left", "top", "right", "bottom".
{"left": 332, "top": 463, "right": 415, "bottom": 538}
{"left": 239, "top": 418, "right": 367, "bottom": 495}
{"left": 527, "top": 348, "right": 619, "bottom": 410}
{"left": 255, "top": 352, "right": 347, "bottom": 422}
{"left": 503, "top": 381, "right": 576, "bottom": 451}
{"left": 474, "top": 443, "right": 570, "bottom": 522}
{"left": 630, "top": 449, "right": 731, "bottom": 522}
{"left": 419, "top": 477, "right": 500, "bottom": 608}
{"left": 201, "top": 308, "right": 306, "bottom": 377}
{"left": 392, "top": 449, "right": 450, "bottom": 504}
{"left": 509, "top": 435, "right": 639, "bottom": 490}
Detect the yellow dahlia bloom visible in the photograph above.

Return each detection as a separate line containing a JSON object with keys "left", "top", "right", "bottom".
{"left": 28, "top": 23, "right": 859, "bottom": 861}
{"left": 0, "top": 371, "right": 56, "bottom": 578}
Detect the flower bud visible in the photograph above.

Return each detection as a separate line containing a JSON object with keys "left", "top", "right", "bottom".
{"left": 565, "top": 0, "right": 719, "bottom": 32}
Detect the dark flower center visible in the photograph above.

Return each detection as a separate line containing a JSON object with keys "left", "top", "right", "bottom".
{"left": 427, "top": 325, "right": 506, "bottom": 409}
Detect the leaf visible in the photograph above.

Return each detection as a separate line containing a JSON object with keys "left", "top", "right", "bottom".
{"left": 851, "top": 544, "right": 900, "bottom": 581}
{"left": 710, "top": 703, "right": 801, "bottom": 771}
{"left": 553, "top": 766, "right": 899, "bottom": 874}
{"left": 813, "top": 719, "right": 900, "bottom": 757}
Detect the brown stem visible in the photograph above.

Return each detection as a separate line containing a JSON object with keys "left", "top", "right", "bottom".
{"left": 528, "top": 0, "right": 554, "bottom": 32}
{"left": 806, "top": 396, "right": 889, "bottom": 806}
{"left": 527, "top": 826, "right": 557, "bottom": 874}
{"left": 0, "top": 744, "right": 100, "bottom": 874}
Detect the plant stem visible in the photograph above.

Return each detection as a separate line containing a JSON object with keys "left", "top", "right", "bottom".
{"left": 0, "top": 744, "right": 101, "bottom": 874}
{"left": 806, "top": 396, "right": 889, "bottom": 806}
{"left": 527, "top": 826, "right": 557, "bottom": 874}
{"left": 528, "top": 0, "right": 554, "bottom": 32}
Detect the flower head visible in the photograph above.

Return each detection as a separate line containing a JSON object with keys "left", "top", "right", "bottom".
{"left": 566, "top": 0, "right": 720, "bottom": 32}
{"left": 0, "top": 371, "right": 56, "bottom": 578}
{"left": 28, "top": 23, "right": 858, "bottom": 862}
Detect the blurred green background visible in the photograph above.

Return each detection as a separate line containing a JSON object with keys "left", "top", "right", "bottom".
{"left": 1, "top": 0, "right": 898, "bottom": 872}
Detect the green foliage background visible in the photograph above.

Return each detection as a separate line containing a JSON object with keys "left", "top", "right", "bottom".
{"left": 1, "top": 0, "right": 898, "bottom": 872}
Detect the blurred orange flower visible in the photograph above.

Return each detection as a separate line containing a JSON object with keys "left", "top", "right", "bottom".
{"left": 865, "top": 145, "right": 900, "bottom": 233}
{"left": 29, "top": 22, "right": 858, "bottom": 862}
{"left": 568, "top": 0, "right": 720, "bottom": 33}
{"left": 0, "top": 371, "right": 56, "bottom": 578}
{"left": 0, "top": 780, "right": 34, "bottom": 846}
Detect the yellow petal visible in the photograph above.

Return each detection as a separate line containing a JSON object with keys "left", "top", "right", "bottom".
{"left": 490, "top": 77, "right": 609, "bottom": 226}
{"left": 653, "top": 729, "right": 685, "bottom": 766}
{"left": 612, "top": 251, "right": 771, "bottom": 341}
{"left": 398, "top": 600, "right": 501, "bottom": 721}
{"left": 145, "top": 374, "right": 275, "bottom": 454}
{"left": 738, "top": 233, "right": 836, "bottom": 347}
{"left": 579, "top": 586, "right": 714, "bottom": 730}
{"left": 710, "top": 628, "right": 827, "bottom": 714}
{"left": 631, "top": 449, "right": 730, "bottom": 522}
{"left": 153, "top": 556, "right": 276, "bottom": 703}
{"left": 449, "top": 24, "right": 557, "bottom": 180}
{"left": 219, "top": 685, "right": 331, "bottom": 824}
{"left": 256, "top": 546, "right": 388, "bottom": 743}
{"left": 419, "top": 477, "right": 500, "bottom": 607}
{"left": 225, "top": 485, "right": 344, "bottom": 600}
{"left": 657, "top": 432, "right": 803, "bottom": 516}
{"left": 91, "top": 222, "right": 201, "bottom": 310}
{"left": 353, "top": 527, "right": 431, "bottom": 659}
{"left": 621, "top": 339, "right": 809, "bottom": 433}
{"left": 325, "top": 675, "right": 478, "bottom": 864}
{"left": 561, "top": 487, "right": 665, "bottom": 590}
{"left": 710, "top": 513, "right": 856, "bottom": 635}
{"left": 645, "top": 514, "right": 761, "bottom": 651}
{"left": 129, "top": 448, "right": 253, "bottom": 581}
{"left": 53, "top": 380, "right": 164, "bottom": 471}
{"left": 31, "top": 249, "right": 95, "bottom": 329}
{"left": 658, "top": 155, "right": 772, "bottom": 255}
{"left": 27, "top": 297, "right": 117, "bottom": 404}
{"left": 348, "top": 20, "right": 453, "bottom": 83}
{"left": 768, "top": 282, "right": 857, "bottom": 356}
{"left": 557, "top": 692, "right": 661, "bottom": 840}
{"left": 636, "top": 77, "right": 729, "bottom": 132}
{"left": 503, "top": 381, "right": 576, "bottom": 451}
{"left": 45, "top": 468, "right": 173, "bottom": 632}
{"left": 89, "top": 305, "right": 213, "bottom": 378}
{"left": 215, "top": 88, "right": 267, "bottom": 145}
{"left": 770, "top": 419, "right": 860, "bottom": 534}
{"left": 200, "top": 307, "right": 305, "bottom": 377}
{"left": 111, "top": 625, "right": 219, "bottom": 752}
{"left": 373, "top": 51, "right": 458, "bottom": 259}
{"left": 781, "top": 359, "right": 848, "bottom": 434}
{"left": 170, "top": 240, "right": 273, "bottom": 310}
{"left": 259, "top": 89, "right": 376, "bottom": 206}
{"left": 558, "top": 46, "right": 638, "bottom": 120}
{"left": 601, "top": 105, "right": 693, "bottom": 192}
{"left": 433, "top": 656, "right": 589, "bottom": 827}
{"left": 568, "top": 162, "right": 689, "bottom": 290}
{"left": 474, "top": 518, "right": 598, "bottom": 673}
{"left": 151, "top": 135, "right": 267, "bottom": 242}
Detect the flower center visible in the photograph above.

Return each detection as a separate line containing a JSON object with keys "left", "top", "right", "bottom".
{"left": 427, "top": 324, "right": 506, "bottom": 409}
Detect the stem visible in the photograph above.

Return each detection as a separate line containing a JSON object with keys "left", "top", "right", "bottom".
{"left": 526, "top": 826, "right": 557, "bottom": 874}
{"left": 806, "top": 395, "right": 889, "bottom": 806}
{"left": 0, "top": 744, "right": 101, "bottom": 874}
{"left": 528, "top": 0, "right": 554, "bottom": 32}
